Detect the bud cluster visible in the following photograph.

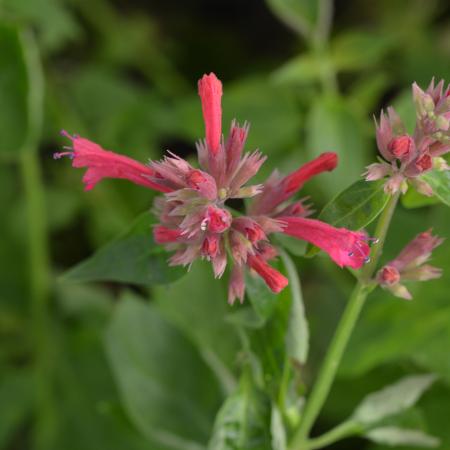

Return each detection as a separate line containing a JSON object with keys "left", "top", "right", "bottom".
{"left": 377, "top": 230, "right": 443, "bottom": 300}
{"left": 365, "top": 79, "right": 450, "bottom": 196}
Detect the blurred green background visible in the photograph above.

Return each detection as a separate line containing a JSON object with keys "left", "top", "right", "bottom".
{"left": 0, "top": 0, "right": 449, "bottom": 449}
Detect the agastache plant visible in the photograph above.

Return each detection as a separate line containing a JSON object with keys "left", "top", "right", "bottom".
{"left": 55, "top": 73, "right": 373, "bottom": 304}
{"left": 56, "top": 74, "right": 448, "bottom": 450}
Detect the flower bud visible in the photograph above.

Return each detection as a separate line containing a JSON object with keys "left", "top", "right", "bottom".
{"left": 202, "top": 235, "right": 219, "bottom": 258}
{"left": 378, "top": 265, "right": 401, "bottom": 286}
{"left": 415, "top": 153, "right": 432, "bottom": 172}
{"left": 388, "top": 135, "right": 414, "bottom": 159}
{"left": 205, "top": 206, "right": 232, "bottom": 233}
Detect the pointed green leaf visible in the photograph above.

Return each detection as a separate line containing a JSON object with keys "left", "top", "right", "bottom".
{"left": 105, "top": 293, "right": 221, "bottom": 449}
{"left": 422, "top": 170, "right": 450, "bottom": 207}
{"left": 62, "top": 212, "right": 184, "bottom": 285}
{"left": 366, "top": 427, "right": 440, "bottom": 448}
{"left": 265, "top": 0, "right": 321, "bottom": 38}
{"left": 208, "top": 372, "right": 272, "bottom": 450}
{"left": 280, "top": 251, "right": 308, "bottom": 364}
{"left": 402, "top": 188, "right": 440, "bottom": 209}
{"left": 306, "top": 179, "right": 389, "bottom": 256}
{"left": 245, "top": 272, "right": 279, "bottom": 323}
{"left": 352, "top": 374, "right": 437, "bottom": 424}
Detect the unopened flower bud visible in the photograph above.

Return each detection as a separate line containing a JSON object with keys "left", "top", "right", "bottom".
{"left": 415, "top": 153, "right": 433, "bottom": 172}
{"left": 378, "top": 265, "right": 401, "bottom": 286}
{"left": 364, "top": 162, "right": 391, "bottom": 181}
{"left": 384, "top": 173, "right": 405, "bottom": 195}
{"left": 202, "top": 235, "right": 219, "bottom": 258}
{"left": 205, "top": 206, "right": 232, "bottom": 233}
{"left": 388, "top": 135, "right": 414, "bottom": 159}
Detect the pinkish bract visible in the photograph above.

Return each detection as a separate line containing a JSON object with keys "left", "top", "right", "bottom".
{"left": 55, "top": 73, "right": 374, "bottom": 304}
{"left": 377, "top": 229, "right": 444, "bottom": 300}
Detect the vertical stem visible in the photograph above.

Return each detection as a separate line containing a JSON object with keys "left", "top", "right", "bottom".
{"left": 290, "top": 192, "right": 400, "bottom": 449}
{"left": 19, "top": 30, "right": 54, "bottom": 450}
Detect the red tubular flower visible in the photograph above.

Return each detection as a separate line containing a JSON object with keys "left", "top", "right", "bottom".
{"left": 279, "top": 217, "right": 370, "bottom": 269}
{"left": 251, "top": 153, "right": 337, "bottom": 215}
{"left": 198, "top": 73, "right": 223, "bottom": 156}
{"left": 54, "top": 131, "right": 171, "bottom": 192}
{"left": 247, "top": 255, "right": 288, "bottom": 293}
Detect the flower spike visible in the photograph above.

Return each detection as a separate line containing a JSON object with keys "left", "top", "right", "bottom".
{"left": 56, "top": 74, "right": 376, "bottom": 302}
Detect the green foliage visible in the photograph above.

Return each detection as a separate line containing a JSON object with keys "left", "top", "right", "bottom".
{"left": 422, "top": 170, "right": 450, "bottom": 207}
{"left": 208, "top": 371, "right": 273, "bottom": 450}
{"left": 62, "top": 212, "right": 185, "bottom": 285}
{"left": 105, "top": 292, "right": 222, "bottom": 449}
{"left": 352, "top": 374, "right": 436, "bottom": 425}
{"left": 365, "top": 427, "right": 439, "bottom": 448}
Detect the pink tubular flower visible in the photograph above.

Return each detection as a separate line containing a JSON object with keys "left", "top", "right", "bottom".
{"left": 54, "top": 131, "right": 171, "bottom": 192}
{"left": 279, "top": 217, "right": 371, "bottom": 269}
{"left": 247, "top": 255, "right": 288, "bottom": 294}
{"left": 250, "top": 152, "right": 337, "bottom": 215}
{"left": 365, "top": 78, "right": 450, "bottom": 196}
{"left": 198, "top": 73, "right": 223, "bottom": 156}
{"left": 56, "top": 73, "right": 376, "bottom": 304}
{"left": 377, "top": 229, "right": 444, "bottom": 300}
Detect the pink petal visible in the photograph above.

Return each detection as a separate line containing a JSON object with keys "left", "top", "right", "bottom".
{"left": 153, "top": 226, "right": 183, "bottom": 244}
{"left": 228, "top": 265, "right": 245, "bottom": 305}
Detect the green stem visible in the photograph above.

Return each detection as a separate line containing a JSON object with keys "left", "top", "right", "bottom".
{"left": 19, "top": 29, "right": 54, "bottom": 450}
{"left": 290, "top": 192, "right": 400, "bottom": 449}
{"left": 307, "top": 421, "right": 363, "bottom": 450}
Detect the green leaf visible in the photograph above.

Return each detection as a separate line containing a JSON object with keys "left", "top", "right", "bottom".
{"left": 265, "top": 0, "right": 321, "bottom": 37}
{"left": 245, "top": 272, "right": 279, "bottom": 323}
{"left": 318, "top": 179, "right": 389, "bottom": 229}
{"left": 352, "top": 374, "right": 437, "bottom": 425}
{"left": 421, "top": 170, "right": 450, "bottom": 207}
{"left": 280, "top": 251, "right": 308, "bottom": 364}
{"left": 272, "top": 53, "right": 327, "bottom": 85}
{"left": 62, "top": 211, "right": 184, "bottom": 285}
{"left": 331, "top": 30, "right": 394, "bottom": 72}
{"left": 105, "top": 292, "right": 222, "bottom": 449}
{"left": 0, "top": 24, "right": 28, "bottom": 154}
{"left": 366, "top": 427, "right": 440, "bottom": 448}
{"left": 306, "top": 180, "right": 389, "bottom": 256}
{"left": 402, "top": 188, "right": 440, "bottom": 209}
{"left": 306, "top": 95, "right": 370, "bottom": 196}
{"left": 153, "top": 261, "right": 239, "bottom": 393}
{"left": 208, "top": 372, "right": 272, "bottom": 450}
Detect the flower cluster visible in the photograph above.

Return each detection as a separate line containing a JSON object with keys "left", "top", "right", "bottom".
{"left": 365, "top": 79, "right": 449, "bottom": 195}
{"left": 55, "top": 73, "right": 373, "bottom": 303}
{"left": 377, "top": 230, "right": 443, "bottom": 300}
